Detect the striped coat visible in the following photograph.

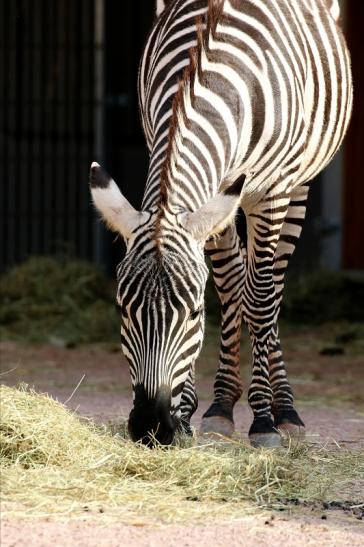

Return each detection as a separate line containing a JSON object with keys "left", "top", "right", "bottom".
{"left": 139, "top": 0, "right": 352, "bottom": 210}
{"left": 90, "top": 0, "right": 352, "bottom": 445}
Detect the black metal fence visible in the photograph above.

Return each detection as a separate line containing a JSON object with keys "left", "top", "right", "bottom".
{"left": 0, "top": 0, "right": 335, "bottom": 274}
{"left": 0, "top": 0, "right": 155, "bottom": 274}
{"left": 1, "top": 0, "right": 96, "bottom": 270}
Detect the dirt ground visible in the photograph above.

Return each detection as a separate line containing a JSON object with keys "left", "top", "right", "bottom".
{"left": 2, "top": 511, "right": 364, "bottom": 547}
{"left": 1, "top": 325, "right": 364, "bottom": 546}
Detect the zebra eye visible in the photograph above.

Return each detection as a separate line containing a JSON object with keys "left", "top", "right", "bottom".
{"left": 116, "top": 302, "right": 129, "bottom": 326}
{"left": 189, "top": 308, "right": 202, "bottom": 321}
{"left": 115, "top": 302, "right": 125, "bottom": 316}
{"left": 120, "top": 312, "right": 129, "bottom": 331}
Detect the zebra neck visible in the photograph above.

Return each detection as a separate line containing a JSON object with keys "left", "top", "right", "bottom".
{"left": 141, "top": 83, "right": 236, "bottom": 214}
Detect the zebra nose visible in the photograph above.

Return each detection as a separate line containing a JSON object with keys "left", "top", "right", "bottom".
{"left": 128, "top": 384, "right": 178, "bottom": 446}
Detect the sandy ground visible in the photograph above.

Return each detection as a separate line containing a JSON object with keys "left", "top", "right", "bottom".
{"left": 1, "top": 337, "right": 364, "bottom": 546}
{"left": 2, "top": 512, "right": 364, "bottom": 547}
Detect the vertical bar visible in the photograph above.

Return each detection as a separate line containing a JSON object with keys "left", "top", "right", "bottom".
{"left": 50, "top": 0, "right": 59, "bottom": 255}
{"left": 42, "top": 0, "right": 53, "bottom": 255}
{"left": 57, "top": 0, "right": 67, "bottom": 255}
{"left": 26, "top": 0, "right": 34, "bottom": 259}
{"left": 87, "top": 0, "right": 95, "bottom": 260}
{"left": 0, "top": 0, "right": 10, "bottom": 270}
{"left": 31, "top": 0, "right": 42, "bottom": 257}
{"left": 63, "top": 0, "right": 72, "bottom": 253}
{"left": 7, "top": 1, "right": 17, "bottom": 267}
{"left": 15, "top": 0, "right": 23, "bottom": 264}
{"left": 80, "top": 0, "right": 94, "bottom": 260}
{"left": 74, "top": 0, "right": 82, "bottom": 256}
{"left": 93, "top": 0, "right": 105, "bottom": 265}
{"left": 39, "top": 0, "right": 47, "bottom": 256}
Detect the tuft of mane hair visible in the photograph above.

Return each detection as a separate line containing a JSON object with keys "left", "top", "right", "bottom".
{"left": 207, "top": 0, "right": 225, "bottom": 35}
{"left": 158, "top": 0, "right": 226, "bottom": 216}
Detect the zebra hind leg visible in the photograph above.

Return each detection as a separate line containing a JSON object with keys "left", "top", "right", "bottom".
{"left": 200, "top": 224, "right": 245, "bottom": 437}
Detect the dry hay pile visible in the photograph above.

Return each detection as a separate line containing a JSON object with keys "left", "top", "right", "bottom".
{"left": 0, "top": 257, "right": 119, "bottom": 344}
{"left": 1, "top": 385, "right": 363, "bottom": 523}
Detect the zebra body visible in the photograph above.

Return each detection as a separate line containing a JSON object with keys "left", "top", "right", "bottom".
{"left": 140, "top": 0, "right": 351, "bottom": 209}
{"left": 90, "top": 0, "right": 352, "bottom": 445}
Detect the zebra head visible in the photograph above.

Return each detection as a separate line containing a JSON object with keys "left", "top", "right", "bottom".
{"left": 90, "top": 162, "right": 243, "bottom": 445}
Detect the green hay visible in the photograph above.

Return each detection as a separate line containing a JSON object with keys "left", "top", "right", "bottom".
{"left": 281, "top": 271, "right": 364, "bottom": 324}
{"left": 0, "top": 257, "right": 119, "bottom": 344}
{"left": 1, "top": 385, "right": 363, "bottom": 523}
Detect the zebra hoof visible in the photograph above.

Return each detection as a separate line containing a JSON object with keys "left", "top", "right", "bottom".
{"left": 277, "top": 422, "right": 305, "bottom": 439}
{"left": 200, "top": 415, "right": 234, "bottom": 437}
{"left": 274, "top": 409, "right": 305, "bottom": 439}
{"left": 249, "top": 432, "right": 282, "bottom": 448}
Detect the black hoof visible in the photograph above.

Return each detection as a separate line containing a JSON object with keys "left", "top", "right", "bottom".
{"left": 202, "top": 401, "right": 234, "bottom": 422}
{"left": 274, "top": 408, "right": 305, "bottom": 439}
{"left": 248, "top": 415, "right": 281, "bottom": 448}
{"left": 201, "top": 401, "right": 235, "bottom": 437}
{"left": 249, "top": 415, "right": 277, "bottom": 435}
{"left": 200, "top": 415, "right": 234, "bottom": 437}
{"left": 274, "top": 408, "right": 305, "bottom": 428}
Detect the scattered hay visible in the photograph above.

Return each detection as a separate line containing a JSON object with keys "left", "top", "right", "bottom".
{"left": 281, "top": 270, "right": 364, "bottom": 324}
{"left": 1, "top": 385, "right": 363, "bottom": 523}
{"left": 0, "top": 257, "right": 119, "bottom": 344}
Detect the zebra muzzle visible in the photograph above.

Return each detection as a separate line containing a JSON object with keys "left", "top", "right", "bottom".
{"left": 128, "top": 384, "right": 178, "bottom": 446}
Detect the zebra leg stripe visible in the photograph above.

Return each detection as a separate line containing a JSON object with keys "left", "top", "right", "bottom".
{"left": 268, "top": 184, "right": 309, "bottom": 430}
{"left": 202, "top": 224, "right": 245, "bottom": 434}
{"left": 269, "top": 326, "right": 304, "bottom": 430}
{"left": 243, "top": 194, "right": 291, "bottom": 439}
{"left": 269, "top": 324, "right": 294, "bottom": 410}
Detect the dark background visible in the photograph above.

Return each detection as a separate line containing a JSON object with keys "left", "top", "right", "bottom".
{"left": 1, "top": 0, "right": 363, "bottom": 276}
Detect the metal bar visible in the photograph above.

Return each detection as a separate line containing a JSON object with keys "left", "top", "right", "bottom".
{"left": 0, "top": 0, "right": 10, "bottom": 270}
{"left": 93, "top": 0, "right": 105, "bottom": 265}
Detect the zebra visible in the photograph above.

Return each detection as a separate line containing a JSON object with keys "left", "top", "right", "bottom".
{"left": 90, "top": 0, "right": 352, "bottom": 446}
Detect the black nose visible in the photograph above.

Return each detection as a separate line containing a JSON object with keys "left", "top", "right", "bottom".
{"left": 128, "top": 384, "right": 178, "bottom": 446}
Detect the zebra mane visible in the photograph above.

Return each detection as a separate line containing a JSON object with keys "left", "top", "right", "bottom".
{"left": 157, "top": 0, "right": 225, "bottom": 222}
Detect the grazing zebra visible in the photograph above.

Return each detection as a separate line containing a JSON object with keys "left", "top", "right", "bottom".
{"left": 90, "top": 0, "right": 352, "bottom": 446}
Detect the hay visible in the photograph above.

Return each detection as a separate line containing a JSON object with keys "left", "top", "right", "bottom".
{"left": 1, "top": 385, "right": 363, "bottom": 523}
{"left": 0, "top": 257, "right": 119, "bottom": 344}
{"left": 281, "top": 270, "right": 364, "bottom": 324}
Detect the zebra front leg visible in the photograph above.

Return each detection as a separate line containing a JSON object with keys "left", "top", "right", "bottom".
{"left": 244, "top": 197, "right": 291, "bottom": 447}
{"left": 201, "top": 225, "right": 245, "bottom": 436}
{"left": 269, "top": 185, "right": 309, "bottom": 436}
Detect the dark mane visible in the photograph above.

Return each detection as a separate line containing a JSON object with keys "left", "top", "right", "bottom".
{"left": 156, "top": 0, "right": 226, "bottom": 223}
{"left": 207, "top": 0, "right": 225, "bottom": 35}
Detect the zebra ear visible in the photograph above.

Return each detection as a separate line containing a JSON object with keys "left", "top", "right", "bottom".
{"left": 89, "top": 162, "right": 142, "bottom": 239}
{"left": 327, "top": 0, "right": 340, "bottom": 21}
{"left": 180, "top": 177, "right": 245, "bottom": 241}
{"left": 156, "top": 0, "right": 164, "bottom": 15}
{"left": 156, "top": 0, "right": 172, "bottom": 16}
